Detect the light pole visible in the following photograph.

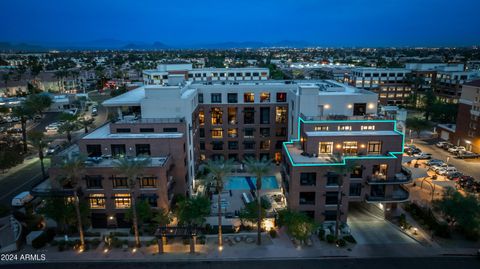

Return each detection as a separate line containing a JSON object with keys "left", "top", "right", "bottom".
{"left": 446, "top": 156, "right": 450, "bottom": 165}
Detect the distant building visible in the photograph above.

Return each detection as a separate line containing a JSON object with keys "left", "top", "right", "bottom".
{"left": 452, "top": 80, "right": 480, "bottom": 153}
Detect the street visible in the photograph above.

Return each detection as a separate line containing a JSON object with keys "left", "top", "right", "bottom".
{"left": 1, "top": 257, "right": 479, "bottom": 269}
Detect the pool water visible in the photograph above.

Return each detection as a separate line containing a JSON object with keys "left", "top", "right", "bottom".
{"left": 225, "top": 176, "right": 279, "bottom": 190}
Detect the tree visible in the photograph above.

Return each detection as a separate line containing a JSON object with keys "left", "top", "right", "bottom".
{"left": 203, "top": 157, "right": 234, "bottom": 249}
{"left": 239, "top": 201, "right": 266, "bottom": 226}
{"left": 434, "top": 189, "right": 480, "bottom": 239}
{"left": 175, "top": 195, "right": 211, "bottom": 227}
{"left": 113, "top": 157, "right": 150, "bottom": 247}
{"left": 57, "top": 155, "right": 86, "bottom": 250}
{"left": 125, "top": 199, "right": 153, "bottom": 226}
{"left": 12, "top": 104, "right": 34, "bottom": 152}
{"left": 331, "top": 161, "right": 357, "bottom": 239}
{"left": 77, "top": 117, "right": 95, "bottom": 133}
{"left": 421, "top": 89, "right": 437, "bottom": 121}
{"left": 244, "top": 156, "right": 272, "bottom": 245}
{"left": 25, "top": 94, "right": 52, "bottom": 117}
{"left": 152, "top": 208, "right": 172, "bottom": 227}
{"left": 406, "top": 117, "right": 432, "bottom": 138}
{"left": 27, "top": 131, "right": 48, "bottom": 179}
{"left": 58, "top": 113, "right": 79, "bottom": 143}
{"left": 278, "top": 209, "right": 317, "bottom": 242}
{"left": 38, "top": 196, "right": 89, "bottom": 234}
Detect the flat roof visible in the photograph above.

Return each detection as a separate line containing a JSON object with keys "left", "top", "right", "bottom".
{"left": 83, "top": 124, "right": 184, "bottom": 140}
{"left": 305, "top": 130, "right": 400, "bottom": 137}
{"left": 102, "top": 87, "right": 145, "bottom": 107}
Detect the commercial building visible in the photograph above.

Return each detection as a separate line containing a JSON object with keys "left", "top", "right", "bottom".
{"left": 452, "top": 80, "right": 480, "bottom": 153}
{"left": 48, "top": 65, "right": 406, "bottom": 226}
{"left": 346, "top": 67, "right": 412, "bottom": 105}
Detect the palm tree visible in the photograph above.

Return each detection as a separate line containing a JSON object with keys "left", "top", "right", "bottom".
{"left": 203, "top": 157, "right": 234, "bottom": 249}
{"left": 77, "top": 117, "right": 95, "bottom": 133}
{"left": 244, "top": 156, "right": 272, "bottom": 245}
{"left": 27, "top": 130, "right": 48, "bottom": 179}
{"left": 113, "top": 157, "right": 150, "bottom": 247}
{"left": 12, "top": 104, "right": 33, "bottom": 153}
{"left": 58, "top": 155, "right": 86, "bottom": 250}
{"left": 58, "top": 113, "right": 79, "bottom": 143}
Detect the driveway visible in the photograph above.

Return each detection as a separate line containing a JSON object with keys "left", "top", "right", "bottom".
{"left": 347, "top": 203, "right": 417, "bottom": 245}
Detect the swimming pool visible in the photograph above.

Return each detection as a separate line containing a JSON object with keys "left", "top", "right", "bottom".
{"left": 225, "top": 176, "right": 279, "bottom": 190}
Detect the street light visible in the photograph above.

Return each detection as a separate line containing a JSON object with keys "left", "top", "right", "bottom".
{"left": 446, "top": 156, "right": 450, "bottom": 165}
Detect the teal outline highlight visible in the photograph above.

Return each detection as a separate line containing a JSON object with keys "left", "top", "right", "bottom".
{"left": 283, "top": 116, "right": 405, "bottom": 167}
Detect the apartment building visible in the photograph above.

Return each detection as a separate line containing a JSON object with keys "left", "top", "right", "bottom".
{"left": 452, "top": 80, "right": 480, "bottom": 153}
{"left": 47, "top": 65, "right": 396, "bottom": 227}
{"left": 143, "top": 63, "right": 269, "bottom": 85}
{"left": 282, "top": 117, "right": 410, "bottom": 222}
{"left": 346, "top": 67, "right": 412, "bottom": 105}
{"left": 434, "top": 68, "right": 480, "bottom": 103}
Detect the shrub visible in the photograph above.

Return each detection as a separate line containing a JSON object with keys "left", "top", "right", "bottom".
{"left": 343, "top": 235, "right": 356, "bottom": 244}
{"left": 326, "top": 234, "right": 335, "bottom": 244}
{"left": 318, "top": 229, "right": 325, "bottom": 241}
{"left": 336, "top": 238, "right": 346, "bottom": 247}
{"left": 269, "top": 229, "right": 277, "bottom": 238}
{"left": 198, "top": 235, "right": 206, "bottom": 245}
{"left": 32, "top": 232, "right": 48, "bottom": 249}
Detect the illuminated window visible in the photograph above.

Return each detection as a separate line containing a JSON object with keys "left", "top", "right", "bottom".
{"left": 114, "top": 194, "right": 131, "bottom": 209}
{"left": 228, "top": 128, "right": 238, "bottom": 138}
{"left": 368, "top": 141, "right": 382, "bottom": 154}
{"left": 319, "top": 142, "right": 333, "bottom": 154}
{"left": 275, "top": 107, "right": 287, "bottom": 123}
{"left": 211, "top": 107, "right": 223, "bottom": 125}
{"left": 228, "top": 107, "right": 237, "bottom": 124}
{"left": 314, "top": 126, "right": 328, "bottom": 131}
{"left": 198, "top": 109, "right": 205, "bottom": 125}
{"left": 337, "top": 125, "right": 352, "bottom": 131}
{"left": 211, "top": 128, "right": 223, "bottom": 138}
{"left": 260, "top": 92, "right": 270, "bottom": 102}
{"left": 260, "top": 140, "right": 270, "bottom": 150}
{"left": 361, "top": 125, "right": 375, "bottom": 131}
{"left": 343, "top": 141, "right": 358, "bottom": 155}
{"left": 276, "top": 92, "right": 287, "bottom": 102}
{"left": 89, "top": 194, "right": 106, "bottom": 209}
{"left": 244, "top": 92, "right": 255, "bottom": 103}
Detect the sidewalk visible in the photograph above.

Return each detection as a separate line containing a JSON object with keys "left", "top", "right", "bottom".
{"left": 0, "top": 156, "right": 38, "bottom": 182}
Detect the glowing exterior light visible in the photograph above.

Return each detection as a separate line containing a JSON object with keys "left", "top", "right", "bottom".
{"left": 218, "top": 246, "right": 223, "bottom": 251}
{"left": 347, "top": 104, "right": 353, "bottom": 109}
{"left": 324, "top": 104, "right": 331, "bottom": 109}
{"left": 368, "top": 103, "right": 375, "bottom": 109}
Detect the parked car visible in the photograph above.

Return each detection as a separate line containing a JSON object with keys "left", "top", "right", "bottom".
{"left": 446, "top": 171, "right": 463, "bottom": 180}
{"left": 442, "top": 142, "right": 454, "bottom": 150}
{"left": 46, "top": 144, "right": 61, "bottom": 155}
{"left": 448, "top": 146, "right": 466, "bottom": 153}
{"left": 437, "top": 166, "right": 458, "bottom": 175}
{"left": 413, "top": 152, "right": 432, "bottom": 159}
{"left": 436, "top": 141, "right": 447, "bottom": 148}
{"left": 426, "top": 159, "right": 444, "bottom": 166}
{"left": 11, "top": 191, "right": 34, "bottom": 207}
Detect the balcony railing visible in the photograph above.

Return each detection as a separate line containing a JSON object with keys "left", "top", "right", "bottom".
{"left": 366, "top": 167, "right": 412, "bottom": 184}
{"left": 366, "top": 186, "right": 409, "bottom": 203}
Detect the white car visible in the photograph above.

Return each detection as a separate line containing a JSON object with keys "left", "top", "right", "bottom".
{"left": 436, "top": 141, "right": 447, "bottom": 148}
{"left": 11, "top": 191, "right": 34, "bottom": 207}
{"left": 413, "top": 152, "right": 432, "bottom": 159}
{"left": 437, "top": 167, "right": 458, "bottom": 175}
{"left": 448, "top": 146, "right": 466, "bottom": 153}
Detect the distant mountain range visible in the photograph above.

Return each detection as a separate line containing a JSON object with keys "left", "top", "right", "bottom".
{"left": 0, "top": 39, "right": 313, "bottom": 52}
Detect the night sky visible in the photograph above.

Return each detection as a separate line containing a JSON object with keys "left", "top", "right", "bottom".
{"left": 2, "top": 0, "right": 480, "bottom": 47}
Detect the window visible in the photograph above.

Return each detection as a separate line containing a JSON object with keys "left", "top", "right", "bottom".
{"left": 299, "top": 192, "right": 315, "bottom": 205}
{"left": 244, "top": 141, "right": 255, "bottom": 150}
{"left": 111, "top": 144, "right": 126, "bottom": 158}
{"left": 300, "top": 172, "right": 316, "bottom": 186}
{"left": 275, "top": 127, "right": 287, "bottom": 137}
{"left": 228, "top": 141, "right": 238, "bottom": 150}
{"left": 368, "top": 141, "right": 382, "bottom": 154}
{"left": 135, "top": 144, "right": 150, "bottom": 156}
{"left": 350, "top": 165, "right": 363, "bottom": 178}
{"left": 260, "top": 107, "right": 270, "bottom": 124}
{"left": 227, "top": 93, "right": 238, "bottom": 103}
{"left": 260, "top": 140, "right": 270, "bottom": 150}
{"left": 112, "top": 176, "right": 128, "bottom": 188}
{"left": 211, "top": 93, "right": 222, "bottom": 103}
{"left": 211, "top": 128, "right": 223, "bottom": 138}
{"left": 228, "top": 154, "right": 238, "bottom": 161}
{"left": 260, "top": 92, "right": 270, "bottom": 102}
{"left": 338, "top": 125, "right": 352, "bottom": 131}
{"left": 361, "top": 125, "right": 375, "bottom": 131}
{"left": 260, "top": 128, "right": 270, "bottom": 137}
{"left": 140, "top": 195, "right": 158, "bottom": 207}
{"left": 211, "top": 107, "right": 223, "bottom": 125}
{"left": 275, "top": 106, "right": 287, "bottom": 123}
{"left": 244, "top": 107, "right": 255, "bottom": 124}
{"left": 85, "top": 175, "right": 103, "bottom": 189}
{"left": 228, "top": 107, "right": 237, "bottom": 124}
{"left": 200, "top": 142, "right": 205, "bottom": 150}
{"left": 228, "top": 128, "right": 238, "bottom": 138}
{"left": 349, "top": 183, "right": 362, "bottom": 196}
{"left": 199, "top": 128, "right": 205, "bottom": 138}
{"left": 86, "top": 144, "right": 102, "bottom": 157}
{"left": 319, "top": 142, "right": 333, "bottom": 154}
{"left": 114, "top": 194, "right": 131, "bottom": 209}
{"left": 372, "top": 164, "right": 388, "bottom": 180}
{"left": 326, "top": 172, "right": 339, "bottom": 186}
{"left": 198, "top": 109, "right": 205, "bottom": 125}
{"left": 325, "top": 192, "right": 339, "bottom": 205}
{"left": 198, "top": 93, "right": 203, "bottom": 103}
{"left": 244, "top": 128, "right": 255, "bottom": 138}
{"left": 244, "top": 93, "right": 255, "bottom": 103}
{"left": 276, "top": 92, "right": 287, "bottom": 102}
{"left": 212, "top": 141, "right": 223, "bottom": 150}
{"left": 314, "top": 126, "right": 328, "bottom": 131}
{"left": 140, "top": 176, "right": 156, "bottom": 188}
{"left": 342, "top": 141, "right": 357, "bottom": 155}
{"left": 116, "top": 128, "right": 131, "bottom": 133}
{"left": 140, "top": 128, "right": 154, "bottom": 133}
{"left": 89, "top": 194, "right": 105, "bottom": 209}
{"left": 163, "top": 127, "right": 178, "bottom": 132}
{"left": 324, "top": 210, "right": 337, "bottom": 221}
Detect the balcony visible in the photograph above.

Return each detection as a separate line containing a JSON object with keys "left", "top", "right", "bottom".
{"left": 114, "top": 116, "right": 184, "bottom": 124}
{"left": 367, "top": 167, "right": 412, "bottom": 184}
{"left": 366, "top": 186, "right": 409, "bottom": 203}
